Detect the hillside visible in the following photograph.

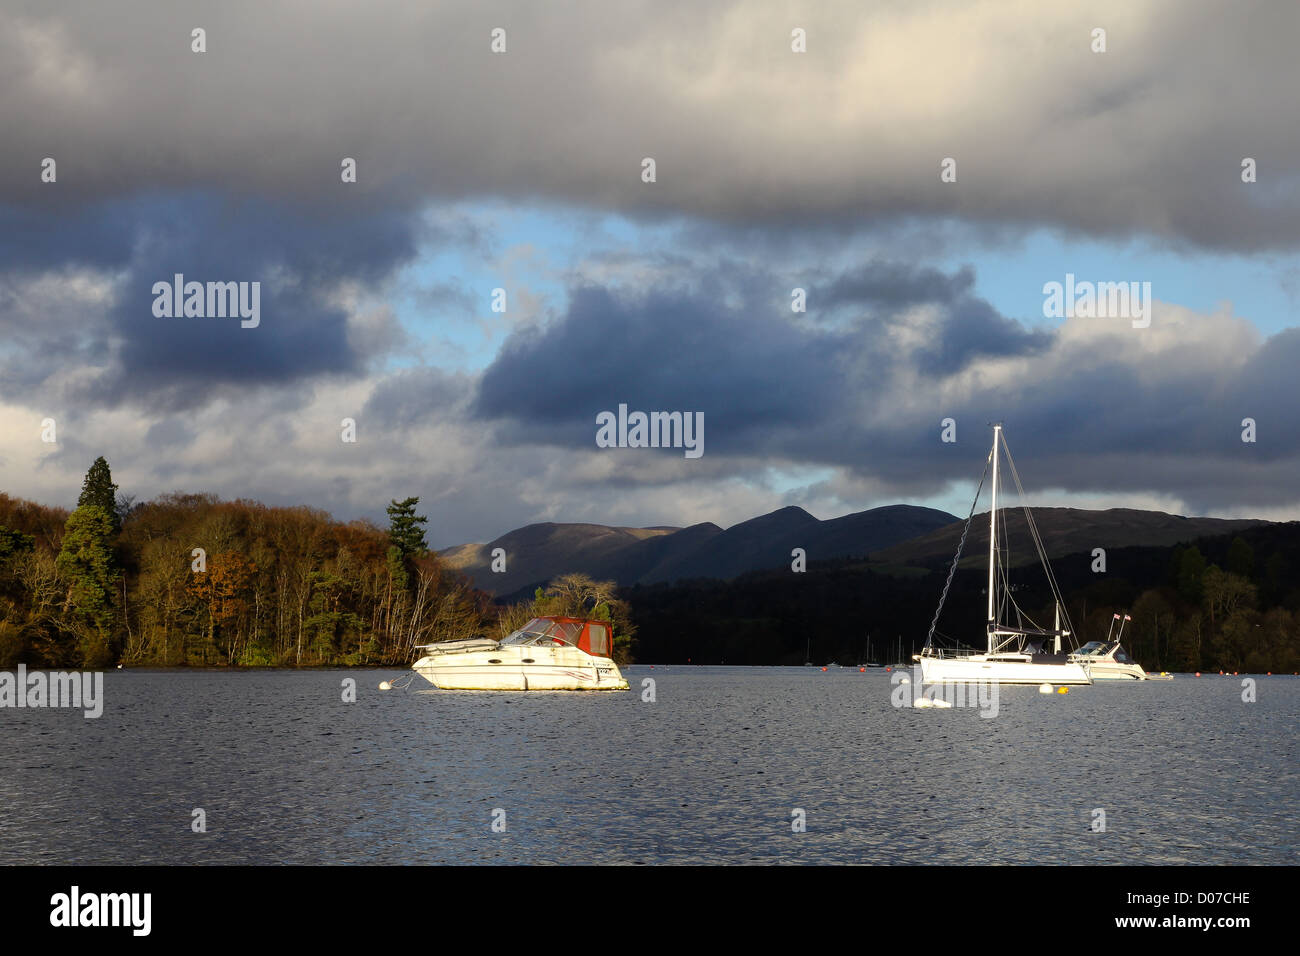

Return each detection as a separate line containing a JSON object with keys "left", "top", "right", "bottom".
{"left": 440, "top": 504, "right": 959, "bottom": 596}
{"left": 874, "top": 508, "right": 1270, "bottom": 569}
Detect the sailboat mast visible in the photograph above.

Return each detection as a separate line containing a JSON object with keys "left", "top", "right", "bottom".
{"left": 987, "top": 424, "right": 1001, "bottom": 653}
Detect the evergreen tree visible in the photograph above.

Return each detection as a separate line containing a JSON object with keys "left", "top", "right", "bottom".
{"left": 56, "top": 505, "right": 119, "bottom": 665}
{"left": 0, "top": 526, "right": 35, "bottom": 560}
{"left": 386, "top": 497, "right": 428, "bottom": 558}
{"left": 386, "top": 544, "right": 409, "bottom": 593}
{"left": 78, "top": 457, "right": 121, "bottom": 535}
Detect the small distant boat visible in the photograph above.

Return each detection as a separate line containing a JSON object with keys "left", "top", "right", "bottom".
{"left": 859, "top": 636, "right": 884, "bottom": 667}
{"left": 1069, "top": 613, "right": 1157, "bottom": 680}
{"left": 1070, "top": 640, "right": 1148, "bottom": 680}
{"left": 918, "top": 424, "right": 1092, "bottom": 685}
{"left": 412, "top": 616, "right": 628, "bottom": 691}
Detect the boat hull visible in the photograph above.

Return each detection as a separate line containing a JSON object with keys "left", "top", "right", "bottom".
{"left": 412, "top": 646, "right": 629, "bottom": 691}
{"left": 1079, "top": 661, "right": 1149, "bottom": 680}
{"left": 919, "top": 655, "right": 1092, "bottom": 685}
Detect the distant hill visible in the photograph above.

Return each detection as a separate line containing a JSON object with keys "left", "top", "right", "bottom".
{"left": 440, "top": 504, "right": 959, "bottom": 596}
{"left": 874, "top": 507, "right": 1270, "bottom": 569}
{"left": 437, "top": 522, "right": 682, "bottom": 597}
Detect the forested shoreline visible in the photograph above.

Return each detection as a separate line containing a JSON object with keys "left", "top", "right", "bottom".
{"left": 3, "top": 456, "right": 1297, "bottom": 674}
{"left": 627, "top": 524, "right": 1300, "bottom": 673}
{"left": 0, "top": 459, "right": 634, "bottom": 669}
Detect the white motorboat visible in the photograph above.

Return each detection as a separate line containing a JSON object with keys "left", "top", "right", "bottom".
{"left": 917, "top": 424, "right": 1092, "bottom": 685}
{"left": 412, "top": 616, "right": 629, "bottom": 691}
{"left": 1068, "top": 613, "right": 1153, "bottom": 680}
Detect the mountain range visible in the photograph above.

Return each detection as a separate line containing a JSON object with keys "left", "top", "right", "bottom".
{"left": 439, "top": 504, "right": 1269, "bottom": 598}
{"left": 438, "top": 504, "right": 957, "bottom": 597}
{"left": 875, "top": 507, "right": 1269, "bottom": 568}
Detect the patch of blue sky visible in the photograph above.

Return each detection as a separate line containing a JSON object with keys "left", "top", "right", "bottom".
{"left": 385, "top": 202, "right": 1300, "bottom": 382}
{"left": 387, "top": 202, "right": 692, "bottom": 371}
{"left": 931, "top": 230, "right": 1299, "bottom": 335}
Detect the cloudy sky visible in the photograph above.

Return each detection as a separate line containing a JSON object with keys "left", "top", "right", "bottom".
{"left": 3, "top": 0, "right": 1299, "bottom": 547}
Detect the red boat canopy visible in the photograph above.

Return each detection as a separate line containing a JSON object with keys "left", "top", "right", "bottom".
{"left": 514, "top": 616, "right": 614, "bottom": 657}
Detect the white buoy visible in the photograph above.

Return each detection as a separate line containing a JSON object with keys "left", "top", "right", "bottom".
{"left": 913, "top": 697, "right": 951, "bottom": 708}
{"left": 1038, "top": 682, "right": 1053, "bottom": 694}
{"left": 379, "top": 681, "right": 392, "bottom": 690}
{"left": 899, "top": 676, "right": 910, "bottom": 684}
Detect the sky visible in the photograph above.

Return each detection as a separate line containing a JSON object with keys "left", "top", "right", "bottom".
{"left": 2, "top": 0, "right": 1299, "bottom": 547}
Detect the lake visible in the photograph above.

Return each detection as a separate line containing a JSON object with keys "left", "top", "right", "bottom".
{"left": 1, "top": 667, "right": 1294, "bottom": 864}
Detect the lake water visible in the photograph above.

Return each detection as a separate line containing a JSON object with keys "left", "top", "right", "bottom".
{"left": 1, "top": 667, "right": 1295, "bottom": 864}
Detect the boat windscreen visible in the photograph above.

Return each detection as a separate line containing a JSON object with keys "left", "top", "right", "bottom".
{"left": 551, "top": 621, "right": 583, "bottom": 643}
{"left": 500, "top": 618, "right": 584, "bottom": 646}
{"left": 499, "top": 618, "right": 555, "bottom": 645}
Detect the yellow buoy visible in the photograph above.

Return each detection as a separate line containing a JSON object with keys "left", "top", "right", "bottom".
{"left": 1057, "top": 686, "right": 1069, "bottom": 694}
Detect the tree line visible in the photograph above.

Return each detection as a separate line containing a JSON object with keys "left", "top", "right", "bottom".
{"left": 624, "top": 525, "right": 1300, "bottom": 673}
{"left": 0, "top": 458, "right": 634, "bottom": 669}
{"left": 6, "top": 456, "right": 1293, "bottom": 673}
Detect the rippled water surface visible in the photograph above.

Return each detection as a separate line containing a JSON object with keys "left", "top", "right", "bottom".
{"left": 2, "top": 667, "right": 1295, "bottom": 864}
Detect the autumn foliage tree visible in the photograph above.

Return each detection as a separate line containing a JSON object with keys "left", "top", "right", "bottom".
{"left": 187, "top": 550, "right": 257, "bottom": 664}
{"left": 0, "top": 483, "right": 491, "bottom": 668}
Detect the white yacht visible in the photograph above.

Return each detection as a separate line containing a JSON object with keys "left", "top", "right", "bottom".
{"left": 1069, "top": 613, "right": 1155, "bottom": 680}
{"left": 917, "top": 424, "right": 1092, "bottom": 685}
{"left": 412, "top": 616, "right": 629, "bottom": 691}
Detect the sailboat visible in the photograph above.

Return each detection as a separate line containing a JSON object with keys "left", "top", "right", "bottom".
{"left": 862, "top": 635, "right": 883, "bottom": 667}
{"left": 917, "top": 424, "right": 1092, "bottom": 685}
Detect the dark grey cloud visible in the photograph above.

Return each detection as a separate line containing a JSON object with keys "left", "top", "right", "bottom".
{"left": 474, "top": 282, "right": 849, "bottom": 452}
{"left": 362, "top": 366, "right": 474, "bottom": 431}
{"left": 2, "top": 2, "right": 1299, "bottom": 250}
{"left": 471, "top": 260, "right": 1300, "bottom": 511}
{"left": 822, "top": 262, "right": 977, "bottom": 309}
{"left": 0, "top": 191, "right": 422, "bottom": 409}
{"left": 819, "top": 263, "right": 1051, "bottom": 374}
{"left": 143, "top": 416, "right": 195, "bottom": 449}
{"left": 901, "top": 297, "right": 1052, "bottom": 376}
{"left": 0, "top": 200, "right": 143, "bottom": 272}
